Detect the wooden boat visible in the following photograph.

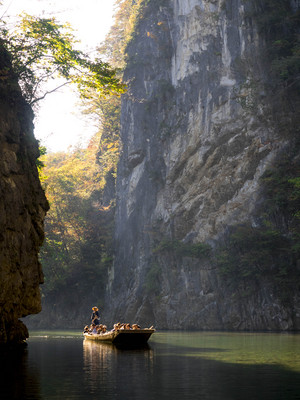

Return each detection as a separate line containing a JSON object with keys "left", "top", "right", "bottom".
{"left": 84, "top": 328, "right": 155, "bottom": 346}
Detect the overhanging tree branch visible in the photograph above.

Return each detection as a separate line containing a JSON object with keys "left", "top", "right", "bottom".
{"left": 0, "top": 13, "right": 126, "bottom": 105}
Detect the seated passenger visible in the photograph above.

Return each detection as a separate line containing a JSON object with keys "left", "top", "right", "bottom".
{"left": 83, "top": 325, "right": 89, "bottom": 334}
{"left": 114, "top": 322, "right": 121, "bottom": 331}
{"left": 91, "top": 323, "right": 97, "bottom": 334}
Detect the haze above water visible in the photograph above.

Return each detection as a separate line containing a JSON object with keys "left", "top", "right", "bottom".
{"left": 1, "top": 331, "right": 299, "bottom": 399}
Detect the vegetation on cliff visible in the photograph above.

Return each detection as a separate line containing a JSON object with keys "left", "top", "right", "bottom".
{"left": 32, "top": 99, "right": 123, "bottom": 326}
{"left": 250, "top": 0, "right": 300, "bottom": 89}
{"left": 36, "top": 138, "right": 114, "bottom": 315}
{"left": 151, "top": 153, "right": 300, "bottom": 299}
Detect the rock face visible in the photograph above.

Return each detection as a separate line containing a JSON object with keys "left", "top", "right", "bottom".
{"left": 104, "top": 0, "right": 300, "bottom": 330}
{"left": 0, "top": 46, "right": 49, "bottom": 343}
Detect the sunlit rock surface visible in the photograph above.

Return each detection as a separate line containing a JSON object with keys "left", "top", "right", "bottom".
{"left": 0, "top": 46, "right": 49, "bottom": 344}
{"left": 105, "top": 0, "right": 299, "bottom": 330}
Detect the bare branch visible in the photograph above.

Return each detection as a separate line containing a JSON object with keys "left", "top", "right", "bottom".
{"left": 30, "top": 66, "right": 61, "bottom": 99}
{"left": 30, "top": 80, "right": 71, "bottom": 105}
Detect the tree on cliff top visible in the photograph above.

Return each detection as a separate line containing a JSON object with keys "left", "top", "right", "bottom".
{"left": 0, "top": 13, "right": 126, "bottom": 104}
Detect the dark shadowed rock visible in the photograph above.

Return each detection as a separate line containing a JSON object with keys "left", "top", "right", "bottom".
{"left": 0, "top": 44, "right": 49, "bottom": 344}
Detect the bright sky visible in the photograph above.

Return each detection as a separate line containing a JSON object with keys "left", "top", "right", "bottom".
{"left": 1, "top": 0, "right": 115, "bottom": 152}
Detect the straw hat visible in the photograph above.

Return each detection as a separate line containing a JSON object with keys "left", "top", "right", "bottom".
{"left": 92, "top": 306, "right": 99, "bottom": 310}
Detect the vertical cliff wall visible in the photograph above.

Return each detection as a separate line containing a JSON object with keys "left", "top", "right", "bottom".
{"left": 0, "top": 46, "right": 49, "bottom": 343}
{"left": 105, "top": 0, "right": 300, "bottom": 330}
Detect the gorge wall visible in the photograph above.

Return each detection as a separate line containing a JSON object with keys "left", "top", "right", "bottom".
{"left": 0, "top": 46, "right": 49, "bottom": 343}
{"left": 104, "top": 0, "right": 300, "bottom": 330}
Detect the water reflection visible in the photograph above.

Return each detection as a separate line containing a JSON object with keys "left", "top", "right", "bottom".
{"left": 0, "top": 345, "right": 41, "bottom": 400}
{"left": 83, "top": 339, "right": 154, "bottom": 397}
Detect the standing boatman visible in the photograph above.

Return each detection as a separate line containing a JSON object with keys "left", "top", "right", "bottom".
{"left": 91, "top": 306, "right": 100, "bottom": 325}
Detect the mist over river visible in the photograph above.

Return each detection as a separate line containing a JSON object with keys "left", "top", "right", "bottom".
{"left": 0, "top": 331, "right": 299, "bottom": 399}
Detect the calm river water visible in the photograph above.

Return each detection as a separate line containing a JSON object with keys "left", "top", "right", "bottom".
{"left": 0, "top": 331, "right": 299, "bottom": 399}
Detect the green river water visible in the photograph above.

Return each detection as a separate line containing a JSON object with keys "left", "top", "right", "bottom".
{"left": 0, "top": 330, "right": 299, "bottom": 399}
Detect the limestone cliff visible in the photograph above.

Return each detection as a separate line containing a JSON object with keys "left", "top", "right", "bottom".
{"left": 105, "top": 0, "right": 300, "bottom": 330}
{"left": 0, "top": 45, "right": 49, "bottom": 343}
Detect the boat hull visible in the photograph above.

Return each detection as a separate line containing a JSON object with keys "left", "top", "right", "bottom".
{"left": 84, "top": 329, "right": 155, "bottom": 346}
